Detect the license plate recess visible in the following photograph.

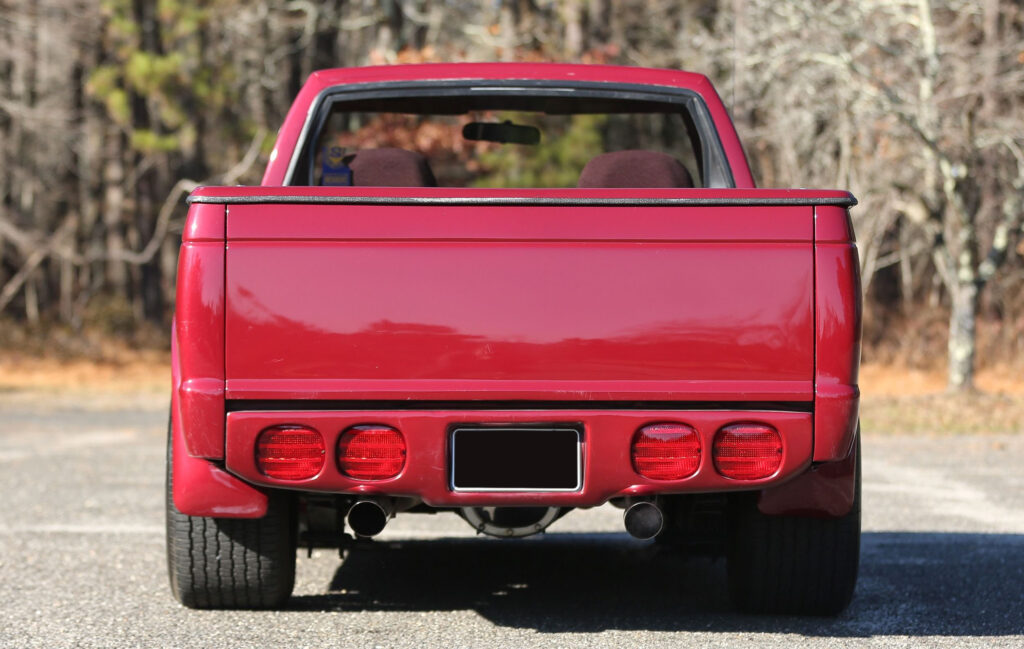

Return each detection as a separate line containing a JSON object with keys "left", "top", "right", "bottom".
{"left": 450, "top": 426, "right": 582, "bottom": 492}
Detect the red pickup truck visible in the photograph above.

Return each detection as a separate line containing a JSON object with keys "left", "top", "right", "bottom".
{"left": 167, "top": 63, "right": 861, "bottom": 615}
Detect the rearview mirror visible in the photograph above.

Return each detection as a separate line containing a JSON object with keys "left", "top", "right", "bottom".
{"left": 462, "top": 121, "right": 540, "bottom": 145}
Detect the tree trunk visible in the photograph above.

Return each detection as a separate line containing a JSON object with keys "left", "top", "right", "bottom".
{"left": 562, "top": 0, "right": 584, "bottom": 59}
{"left": 103, "top": 132, "right": 128, "bottom": 292}
{"left": 947, "top": 280, "right": 978, "bottom": 392}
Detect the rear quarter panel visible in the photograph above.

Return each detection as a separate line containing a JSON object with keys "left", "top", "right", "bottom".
{"left": 813, "top": 205, "right": 861, "bottom": 462}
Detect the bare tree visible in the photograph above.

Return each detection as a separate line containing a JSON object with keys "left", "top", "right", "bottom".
{"left": 1, "top": 0, "right": 1023, "bottom": 389}
{"left": 702, "top": 0, "right": 1024, "bottom": 391}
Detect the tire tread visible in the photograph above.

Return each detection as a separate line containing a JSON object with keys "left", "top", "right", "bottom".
{"left": 727, "top": 438, "right": 861, "bottom": 616}
{"left": 165, "top": 419, "right": 295, "bottom": 609}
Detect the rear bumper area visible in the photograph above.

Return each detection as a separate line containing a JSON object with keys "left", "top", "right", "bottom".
{"left": 224, "top": 408, "right": 812, "bottom": 507}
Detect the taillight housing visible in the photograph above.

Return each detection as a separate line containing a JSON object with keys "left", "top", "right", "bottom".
{"left": 255, "top": 425, "right": 325, "bottom": 480}
{"left": 631, "top": 423, "right": 701, "bottom": 480}
{"left": 713, "top": 423, "right": 783, "bottom": 480}
{"left": 337, "top": 425, "right": 406, "bottom": 480}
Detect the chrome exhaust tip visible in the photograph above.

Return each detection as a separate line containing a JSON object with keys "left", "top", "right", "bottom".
{"left": 346, "top": 499, "right": 392, "bottom": 538}
{"left": 623, "top": 501, "right": 664, "bottom": 540}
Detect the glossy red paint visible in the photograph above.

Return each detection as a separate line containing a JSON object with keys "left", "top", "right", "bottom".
{"left": 259, "top": 63, "right": 755, "bottom": 188}
{"left": 813, "top": 206, "right": 862, "bottom": 462}
{"left": 758, "top": 433, "right": 859, "bottom": 518}
{"left": 222, "top": 194, "right": 815, "bottom": 240}
{"left": 223, "top": 201, "right": 815, "bottom": 401}
{"left": 170, "top": 360, "right": 267, "bottom": 518}
{"left": 224, "top": 409, "right": 813, "bottom": 507}
{"left": 174, "top": 65, "right": 863, "bottom": 521}
{"left": 173, "top": 203, "right": 226, "bottom": 459}
{"left": 815, "top": 204, "right": 856, "bottom": 243}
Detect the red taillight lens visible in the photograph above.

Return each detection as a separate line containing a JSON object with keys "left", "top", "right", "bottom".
{"left": 713, "top": 423, "right": 783, "bottom": 480}
{"left": 256, "top": 425, "right": 325, "bottom": 480}
{"left": 631, "top": 423, "right": 701, "bottom": 480}
{"left": 337, "top": 425, "right": 406, "bottom": 480}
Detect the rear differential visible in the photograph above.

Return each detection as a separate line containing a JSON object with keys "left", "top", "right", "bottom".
{"left": 459, "top": 506, "right": 565, "bottom": 538}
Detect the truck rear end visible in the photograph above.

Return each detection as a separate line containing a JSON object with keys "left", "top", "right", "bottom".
{"left": 167, "top": 64, "right": 861, "bottom": 615}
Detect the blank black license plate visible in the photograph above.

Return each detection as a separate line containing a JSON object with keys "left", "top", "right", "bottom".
{"left": 450, "top": 426, "right": 582, "bottom": 491}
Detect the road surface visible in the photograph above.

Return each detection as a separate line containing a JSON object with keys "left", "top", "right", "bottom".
{"left": 0, "top": 395, "right": 1021, "bottom": 648}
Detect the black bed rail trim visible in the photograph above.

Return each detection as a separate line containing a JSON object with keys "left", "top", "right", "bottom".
{"left": 225, "top": 399, "right": 814, "bottom": 413}
{"left": 188, "top": 194, "right": 856, "bottom": 208}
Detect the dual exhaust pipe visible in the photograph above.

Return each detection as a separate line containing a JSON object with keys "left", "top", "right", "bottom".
{"left": 347, "top": 497, "right": 665, "bottom": 541}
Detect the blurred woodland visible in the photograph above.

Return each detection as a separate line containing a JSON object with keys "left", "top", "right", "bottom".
{"left": 1, "top": 0, "right": 1023, "bottom": 392}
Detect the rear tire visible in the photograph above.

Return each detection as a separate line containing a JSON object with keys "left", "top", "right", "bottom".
{"left": 165, "top": 417, "right": 297, "bottom": 609}
{"left": 726, "top": 437, "right": 861, "bottom": 616}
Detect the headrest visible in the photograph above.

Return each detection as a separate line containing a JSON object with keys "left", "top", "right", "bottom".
{"left": 348, "top": 148, "right": 437, "bottom": 187}
{"left": 577, "top": 150, "right": 694, "bottom": 188}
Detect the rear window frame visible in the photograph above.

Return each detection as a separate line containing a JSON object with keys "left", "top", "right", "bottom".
{"left": 284, "top": 80, "right": 736, "bottom": 189}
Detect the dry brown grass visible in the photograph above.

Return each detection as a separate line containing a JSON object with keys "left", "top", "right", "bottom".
{"left": 0, "top": 350, "right": 1021, "bottom": 434}
{"left": 860, "top": 390, "right": 1024, "bottom": 434}
{"left": 859, "top": 364, "right": 1024, "bottom": 435}
{"left": 0, "top": 348, "right": 168, "bottom": 395}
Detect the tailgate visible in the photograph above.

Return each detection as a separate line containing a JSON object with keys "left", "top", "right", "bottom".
{"left": 223, "top": 201, "right": 814, "bottom": 402}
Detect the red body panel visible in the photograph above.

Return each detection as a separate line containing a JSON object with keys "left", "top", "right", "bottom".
{"left": 171, "top": 382, "right": 268, "bottom": 518}
{"left": 174, "top": 203, "right": 226, "bottom": 460}
{"left": 759, "top": 433, "right": 858, "bottom": 517}
{"left": 170, "top": 202, "right": 268, "bottom": 516}
{"left": 224, "top": 201, "right": 814, "bottom": 401}
{"left": 813, "top": 206, "right": 861, "bottom": 462}
{"left": 171, "top": 323, "right": 267, "bottom": 518}
{"left": 225, "top": 409, "right": 812, "bottom": 507}
{"left": 172, "top": 64, "right": 862, "bottom": 519}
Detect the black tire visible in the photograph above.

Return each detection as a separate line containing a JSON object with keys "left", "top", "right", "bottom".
{"left": 726, "top": 436, "right": 861, "bottom": 616}
{"left": 165, "top": 417, "right": 297, "bottom": 609}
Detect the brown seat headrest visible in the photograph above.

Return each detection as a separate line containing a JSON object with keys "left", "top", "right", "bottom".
{"left": 577, "top": 150, "right": 694, "bottom": 188}
{"left": 348, "top": 148, "right": 437, "bottom": 187}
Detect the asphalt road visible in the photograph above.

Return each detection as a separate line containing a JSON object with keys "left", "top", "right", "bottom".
{"left": 0, "top": 395, "right": 1022, "bottom": 648}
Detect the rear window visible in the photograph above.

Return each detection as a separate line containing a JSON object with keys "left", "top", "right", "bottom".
{"left": 289, "top": 86, "right": 732, "bottom": 189}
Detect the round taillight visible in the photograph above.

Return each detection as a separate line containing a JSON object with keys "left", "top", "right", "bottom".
{"left": 256, "top": 425, "right": 325, "bottom": 480}
{"left": 631, "top": 423, "right": 701, "bottom": 480}
{"left": 713, "top": 423, "right": 783, "bottom": 480}
{"left": 337, "top": 425, "right": 406, "bottom": 480}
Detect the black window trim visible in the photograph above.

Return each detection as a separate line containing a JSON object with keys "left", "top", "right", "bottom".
{"left": 282, "top": 79, "right": 737, "bottom": 189}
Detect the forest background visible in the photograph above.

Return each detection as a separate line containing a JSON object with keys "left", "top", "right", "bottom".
{"left": 1, "top": 0, "right": 1023, "bottom": 427}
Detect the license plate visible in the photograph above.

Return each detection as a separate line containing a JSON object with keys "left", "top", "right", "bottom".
{"left": 450, "top": 426, "right": 582, "bottom": 492}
